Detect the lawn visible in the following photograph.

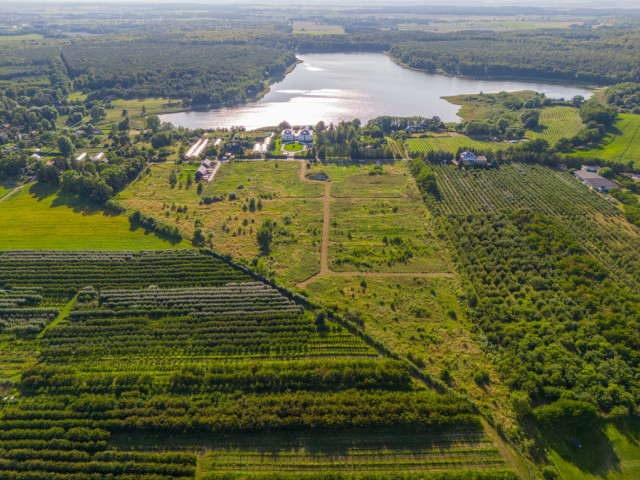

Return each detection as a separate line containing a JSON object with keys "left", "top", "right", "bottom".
{"left": 283, "top": 142, "right": 303, "bottom": 152}
{"left": 569, "top": 114, "right": 640, "bottom": 168}
{"left": 0, "top": 183, "right": 185, "bottom": 250}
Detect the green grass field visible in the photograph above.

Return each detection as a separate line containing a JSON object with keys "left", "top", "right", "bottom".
{"left": 569, "top": 114, "right": 640, "bottom": 167}
{"left": 0, "top": 183, "right": 185, "bottom": 250}
{"left": 329, "top": 197, "right": 450, "bottom": 273}
{"left": 545, "top": 421, "right": 640, "bottom": 480}
{"left": 406, "top": 135, "right": 509, "bottom": 155}
{"left": 324, "top": 162, "right": 414, "bottom": 198}
{"left": 527, "top": 106, "right": 585, "bottom": 145}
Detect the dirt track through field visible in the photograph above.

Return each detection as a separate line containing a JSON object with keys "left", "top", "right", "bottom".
{"left": 297, "top": 161, "right": 454, "bottom": 289}
{"left": 0, "top": 183, "right": 30, "bottom": 204}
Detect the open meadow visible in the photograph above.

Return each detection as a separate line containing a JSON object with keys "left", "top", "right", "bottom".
{"left": 0, "top": 183, "right": 185, "bottom": 250}
{"left": 569, "top": 113, "right": 640, "bottom": 167}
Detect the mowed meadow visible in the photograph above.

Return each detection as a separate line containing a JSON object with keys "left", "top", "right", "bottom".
{"left": 0, "top": 183, "right": 184, "bottom": 250}
{"left": 570, "top": 113, "right": 640, "bottom": 167}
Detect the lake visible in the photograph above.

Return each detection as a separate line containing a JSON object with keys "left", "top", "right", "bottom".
{"left": 160, "top": 52, "right": 593, "bottom": 130}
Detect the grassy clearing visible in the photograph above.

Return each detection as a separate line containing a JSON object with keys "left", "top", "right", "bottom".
{"left": 544, "top": 420, "right": 640, "bottom": 480}
{"left": 329, "top": 197, "right": 451, "bottom": 273}
{"left": 569, "top": 113, "right": 640, "bottom": 167}
{"left": 0, "top": 183, "right": 185, "bottom": 250}
{"left": 304, "top": 275, "right": 512, "bottom": 424}
{"left": 324, "top": 162, "right": 412, "bottom": 198}
{"left": 0, "top": 34, "right": 45, "bottom": 43}
{"left": 283, "top": 142, "right": 303, "bottom": 152}
{"left": 100, "top": 97, "right": 184, "bottom": 130}
{"left": 406, "top": 135, "right": 509, "bottom": 155}
{"left": 118, "top": 161, "right": 324, "bottom": 283}
{"left": 527, "top": 106, "right": 584, "bottom": 145}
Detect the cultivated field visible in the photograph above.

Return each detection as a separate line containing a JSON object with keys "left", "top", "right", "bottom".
{"left": 406, "top": 135, "right": 508, "bottom": 156}
{"left": 0, "top": 250, "right": 514, "bottom": 480}
{"left": 526, "top": 106, "right": 584, "bottom": 145}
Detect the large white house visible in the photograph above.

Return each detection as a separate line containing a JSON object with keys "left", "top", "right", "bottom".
{"left": 297, "top": 128, "right": 313, "bottom": 143}
{"left": 281, "top": 129, "right": 294, "bottom": 142}
{"left": 281, "top": 127, "right": 314, "bottom": 144}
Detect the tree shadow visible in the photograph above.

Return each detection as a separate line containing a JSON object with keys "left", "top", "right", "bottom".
{"left": 127, "top": 220, "right": 183, "bottom": 246}
{"left": 28, "top": 182, "right": 58, "bottom": 202}
{"left": 530, "top": 124, "right": 548, "bottom": 134}
{"left": 541, "top": 422, "right": 621, "bottom": 477}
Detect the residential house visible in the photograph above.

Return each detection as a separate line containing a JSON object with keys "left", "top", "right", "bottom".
{"left": 460, "top": 151, "right": 488, "bottom": 166}
{"left": 281, "top": 129, "right": 294, "bottom": 142}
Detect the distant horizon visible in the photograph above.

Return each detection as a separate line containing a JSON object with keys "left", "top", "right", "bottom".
{"left": 1, "top": 0, "right": 639, "bottom": 7}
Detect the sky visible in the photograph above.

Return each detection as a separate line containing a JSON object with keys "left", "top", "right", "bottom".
{"left": 1, "top": 0, "right": 637, "bottom": 6}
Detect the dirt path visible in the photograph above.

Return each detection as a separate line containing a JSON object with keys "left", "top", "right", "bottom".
{"left": 206, "top": 160, "right": 223, "bottom": 182}
{"left": 320, "top": 182, "right": 331, "bottom": 275}
{"left": 299, "top": 160, "right": 306, "bottom": 182}
{"left": 480, "top": 418, "right": 533, "bottom": 480}
{"left": 0, "top": 183, "right": 30, "bottom": 204}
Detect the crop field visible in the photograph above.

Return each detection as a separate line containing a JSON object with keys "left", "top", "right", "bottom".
{"left": 0, "top": 183, "right": 185, "bottom": 250}
{"left": 0, "top": 249, "right": 515, "bottom": 480}
{"left": 406, "top": 136, "right": 508, "bottom": 156}
{"left": 526, "top": 106, "right": 584, "bottom": 145}
{"left": 430, "top": 163, "right": 615, "bottom": 217}
{"left": 570, "top": 113, "right": 640, "bottom": 167}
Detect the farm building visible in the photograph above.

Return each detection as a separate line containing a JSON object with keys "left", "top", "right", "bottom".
{"left": 90, "top": 152, "right": 105, "bottom": 162}
{"left": 574, "top": 170, "right": 619, "bottom": 192}
{"left": 195, "top": 165, "right": 208, "bottom": 181}
{"left": 460, "top": 151, "right": 487, "bottom": 166}
{"left": 581, "top": 165, "right": 598, "bottom": 172}
{"left": 75, "top": 152, "right": 87, "bottom": 162}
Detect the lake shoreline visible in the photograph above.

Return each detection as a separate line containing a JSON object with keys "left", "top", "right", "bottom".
{"left": 383, "top": 51, "right": 602, "bottom": 91}
{"left": 159, "top": 52, "right": 593, "bottom": 131}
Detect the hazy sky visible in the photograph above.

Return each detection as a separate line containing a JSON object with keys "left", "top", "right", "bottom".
{"left": 1, "top": 0, "right": 638, "bottom": 6}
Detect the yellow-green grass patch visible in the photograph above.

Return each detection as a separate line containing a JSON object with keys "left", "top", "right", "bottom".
{"left": 546, "top": 420, "right": 640, "bottom": 480}
{"left": 0, "top": 183, "right": 185, "bottom": 250}
{"left": 325, "top": 161, "right": 413, "bottom": 198}
{"left": 329, "top": 197, "right": 451, "bottom": 273}
{"left": 569, "top": 114, "right": 640, "bottom": 168}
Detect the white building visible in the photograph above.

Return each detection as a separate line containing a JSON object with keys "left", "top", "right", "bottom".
{"left": 296, "top": 128, "right": 314, "bottom": 144}
{"left": 281, "top": 129, "right": 294, "bottom": 142}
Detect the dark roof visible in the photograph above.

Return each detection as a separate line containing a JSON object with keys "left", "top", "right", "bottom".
{"left": 574, "top": 170, "right": 619, "bottom": 191}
